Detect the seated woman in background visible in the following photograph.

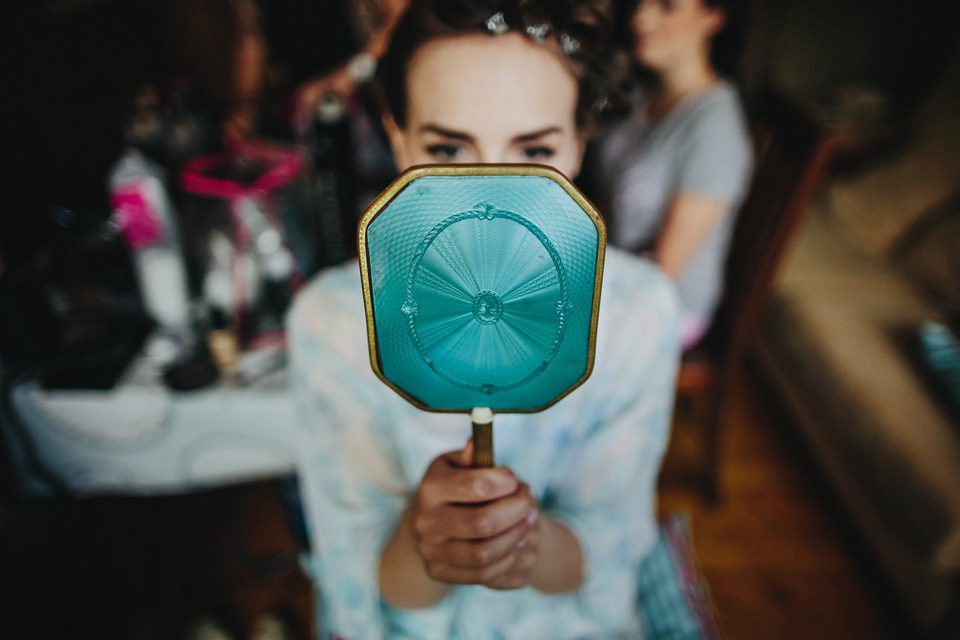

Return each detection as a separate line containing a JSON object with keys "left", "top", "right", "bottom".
{"left": 585, "top": 0, "right": 753, "bottom": 349}
{"left": 287, "top": 0, "right": 687, "bottom": 637}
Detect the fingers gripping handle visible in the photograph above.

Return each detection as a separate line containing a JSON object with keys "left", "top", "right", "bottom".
{"left": 471, "top": 407, "right": 494, "bottom": 468}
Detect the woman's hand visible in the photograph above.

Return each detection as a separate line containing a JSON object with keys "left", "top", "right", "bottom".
{"left": 411, "top": 440, "right": 541, "bottom": 590}
{"left": 292, "top": 68, "right": 356, "bottom": 128}
{"left": 380, "top": 439, "right": 581, "bottom": 608}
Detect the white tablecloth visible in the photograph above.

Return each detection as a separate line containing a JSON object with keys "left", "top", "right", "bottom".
{"left": 7, "top": 352, "right": 305, "bottom": 497}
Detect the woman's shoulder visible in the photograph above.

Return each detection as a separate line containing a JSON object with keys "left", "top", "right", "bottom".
{"left": 593, "top": 247, "right": 681, "bottom": 378}
{"left": 686, "top": 79, "right": 749, "bottom": 130}
{"left": 601, "top": 247, "right": 679, "bottom": 322}
{"left": 603, "top": 245, "right": 665, "bottom": 280}
{"left": 677, "top": 80, "right": 753, "bottom": 173}
{"left": 704, "top": 78, "right": 744, "bottom": 103}
{"left": 687, "top": 78, "right": 745, "bottom": 120}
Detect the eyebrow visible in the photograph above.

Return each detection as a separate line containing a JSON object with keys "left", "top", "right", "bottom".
{"left": 512, "top": 127, "right": 563, "bottom": 143}
{"left": 418, "top": 124, "right": 564, "bottom": 144}
{"left": 418, "top": 124, "right": 474, "bottom": 142}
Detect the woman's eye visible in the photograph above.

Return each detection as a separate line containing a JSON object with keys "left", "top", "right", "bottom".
{"left": 425, "top": 144, "right": 464, "bottom": 161}
{"left": 522, "top": 146, "right": 556, "bottom": 160}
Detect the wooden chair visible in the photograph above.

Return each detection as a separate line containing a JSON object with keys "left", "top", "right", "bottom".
{"left": 671, "top": 79, "right": 839, "bottom": 503}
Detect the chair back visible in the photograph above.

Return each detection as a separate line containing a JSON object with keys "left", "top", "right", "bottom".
{"left": 705, "top": 80, "right": 838, "bottom": 363}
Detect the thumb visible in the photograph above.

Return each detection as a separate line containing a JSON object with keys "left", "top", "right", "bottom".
{"left": 457, "top": 437, "right": 474, "bottom": 468}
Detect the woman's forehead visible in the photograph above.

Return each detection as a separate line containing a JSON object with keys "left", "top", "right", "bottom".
{"left": 404, "top": 33, "right": 579, "bottom": 130}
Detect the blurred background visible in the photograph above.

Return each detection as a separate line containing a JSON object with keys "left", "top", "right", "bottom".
{"left": 1, "top": 0, "right": 959, "bottom": 639}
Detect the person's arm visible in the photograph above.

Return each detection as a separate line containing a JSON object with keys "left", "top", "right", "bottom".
{"left": 542, "top": 259, "right": 680, "bottom": 628}
{"left": 529, "top": 514, "right": 583, "bottom": 593}
{"left": 225, "top": 0, "right": 266, "bottom": 138}
{"left": 292, "top": 0, "right": 409, "bottom": 124}
{"left": 380, "top": 501, "right": 450, "bottom": 608}
{"left": 287, "top": 279, "right": 413, "bottom": 639}
{"left": 655, "top": 89, "right": 754, "bottom": 279}
{"left": 359, "top": 0, "right": 409, "bottom": 60}
{"left": 653, "top": 192, "right": 726, "bottom": 279}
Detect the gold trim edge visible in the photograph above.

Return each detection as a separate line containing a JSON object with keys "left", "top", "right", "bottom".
{"left": 356, "top": 163, "right": 606, "bottom": 414}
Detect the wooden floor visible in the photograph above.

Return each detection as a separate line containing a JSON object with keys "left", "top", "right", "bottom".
{"left": 658, "top": 363, "right": 908, "bottom": 640}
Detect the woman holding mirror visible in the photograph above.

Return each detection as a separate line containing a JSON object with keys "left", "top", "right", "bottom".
{"left": 288, "top": 1, "right": 684, "bottom": 637}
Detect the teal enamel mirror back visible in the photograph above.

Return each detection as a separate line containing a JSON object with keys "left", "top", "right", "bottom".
{"left": 358, "top": 165, "right": 605, "bottom": 413}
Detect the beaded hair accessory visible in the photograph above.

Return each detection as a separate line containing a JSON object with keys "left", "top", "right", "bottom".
{"left": 559, "top": 33, "right": 581, "bottom": 55}
{"left": 485, "top": 11, "right": 509, "bottom": 35}
{"left": 525, "top": 22, "right": 549, "bottom": 43}
{"left": 484, "top": 11, "right": 581, "bottom": 55}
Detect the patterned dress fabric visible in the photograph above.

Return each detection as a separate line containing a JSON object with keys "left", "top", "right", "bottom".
{"left": 287, "top": 247, "right": 681, "bottom": 639}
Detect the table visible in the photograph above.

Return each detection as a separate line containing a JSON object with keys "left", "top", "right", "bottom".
{"left": 6, "top": 346, "right": 305, "bottom": 498}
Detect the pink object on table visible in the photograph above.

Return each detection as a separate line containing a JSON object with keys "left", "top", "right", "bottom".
{"left": 180, "top": 138, "right": 304, "bottom": 201}
{"left": 180, "top": 138, "right": 307, "bottom": 340}
{"left": 111, "top": 185, "right": 165, "bottom": 251}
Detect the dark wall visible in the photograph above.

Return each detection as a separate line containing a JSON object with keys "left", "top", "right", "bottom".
{"left": 761, "top": 0, "right": 960, "bottom": 118}
{"left": 4, "top": 1, "right": 169, "bottom": 199}
{"left": 1, "top": 0, "right": 242, "bottom": 256}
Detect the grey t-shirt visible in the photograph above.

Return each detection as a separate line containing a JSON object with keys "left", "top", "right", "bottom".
{"left": 594, "top": 79, "right": 753, "bottom": 319}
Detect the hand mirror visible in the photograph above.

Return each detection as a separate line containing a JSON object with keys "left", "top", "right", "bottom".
{"left": 358, "top": 165, "right": 605, "bottom": 467}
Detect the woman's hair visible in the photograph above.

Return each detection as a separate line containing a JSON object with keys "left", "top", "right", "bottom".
{"left": 620, "top": 0, "right": 750, "bottom": 80}
{"left": 375, "top": 0, "right": 632, "bottom": 131}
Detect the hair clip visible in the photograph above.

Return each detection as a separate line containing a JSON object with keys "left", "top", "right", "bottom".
{"left": 525, "top": 22, "right": 550, "bottom": 43}
{"left": 485, "top": 12, "right": 509, "bottom": 35}
{"left": 559, "top": 33, "right": 581, "bottom": 55}
{"left": 592, "top": 91, "right": 610, "bottom": 113}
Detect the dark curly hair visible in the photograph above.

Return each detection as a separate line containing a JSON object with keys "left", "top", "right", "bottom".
{"left": 375, "top": 0, "right": 632, "bottom": 132}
